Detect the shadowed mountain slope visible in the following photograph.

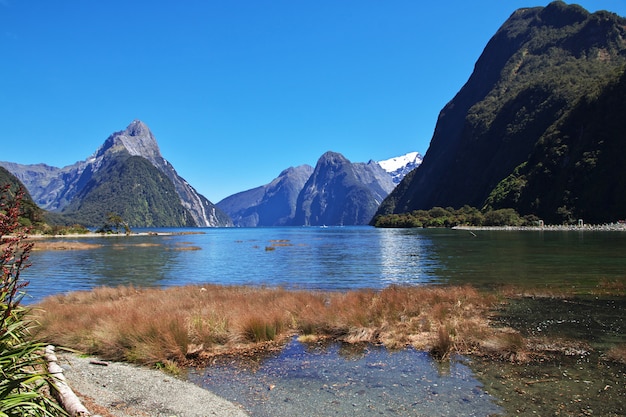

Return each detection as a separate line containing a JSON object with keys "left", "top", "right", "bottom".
{"left": 374, "top": 2, "right": 626, "bottom": 224}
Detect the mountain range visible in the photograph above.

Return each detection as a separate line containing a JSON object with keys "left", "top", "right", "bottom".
{"left": 6, "top": 2, "right": 624, "bottom": 227}
{"left": 375, "top": 1, "right": 626, "bottom": 224}
{"left": 1, "top": 120, "right": 420, "bottom": 228}
{"left": 217, "top": 151, "right": 421, "bottom": 227}
{"left": 1, "top": 120, "right": 231, "bottom": 227}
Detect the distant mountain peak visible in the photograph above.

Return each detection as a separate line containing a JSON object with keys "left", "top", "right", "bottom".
{"left": 126, "top": 119, "right": 151, "bottom": 136}
{"left": 95, "top": 120, "right": 162, "bottom": 163}
{"left": 377, "top": 152, "right": 423, "bottom": 184}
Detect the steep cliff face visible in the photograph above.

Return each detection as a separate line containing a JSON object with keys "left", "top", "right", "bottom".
{"left": 375, "top": 2, "right": 626, "bottom": 222}
{"left": 1, "top": 120, "right": 231, "bottom": 227}
{"left": 293, "top": 151, "right": 395, "bottom": 226}
{"left": 217, "top": 165, "right": 313, "bottom": 227}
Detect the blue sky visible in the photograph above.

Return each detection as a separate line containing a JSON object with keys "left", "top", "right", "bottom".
{"left": 2, "top": 1, "right": 625, "bottom": 202}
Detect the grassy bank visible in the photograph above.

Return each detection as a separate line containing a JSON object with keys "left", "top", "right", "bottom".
{"left": 31, "top": 283, "right": 625, "bottom": 371}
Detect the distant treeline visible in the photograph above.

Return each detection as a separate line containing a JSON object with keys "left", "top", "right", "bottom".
{"left": 371, "top": 206, "right": 541, "bottom": 228}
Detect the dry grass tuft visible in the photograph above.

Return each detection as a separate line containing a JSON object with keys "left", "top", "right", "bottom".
{"left": 30, "top": 240, "right": 102, "bottom": 251}
{"left": 481, "top": 328, "right": 529, "bottom": 362}
{"left": 31, "top": 284, "right": 528, "bottom": 366}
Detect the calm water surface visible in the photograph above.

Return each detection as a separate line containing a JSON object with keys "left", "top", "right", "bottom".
{"left": 23, "top": 226, "right": 626, "bottom": 303}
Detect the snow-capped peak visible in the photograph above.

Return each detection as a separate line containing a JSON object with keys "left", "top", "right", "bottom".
{"left": 377, "top": 152, "right": 423, "bottom": 184}
{"left": 378, "top": 152, "right": 422, "bottom": 172}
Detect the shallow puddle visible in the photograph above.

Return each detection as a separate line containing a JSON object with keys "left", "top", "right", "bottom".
{"left": 188, "top": 338, "right": 503, "bottom": 416}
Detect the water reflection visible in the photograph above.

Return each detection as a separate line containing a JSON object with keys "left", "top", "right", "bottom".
{"left": 378, "top": 228, "right": 438, "bottom": 285}
{"left": 188, "top": 337, "right": 503, "bottom": 417}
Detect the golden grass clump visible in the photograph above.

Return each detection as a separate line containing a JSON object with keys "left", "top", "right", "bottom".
{"left": 32, "top": 284, "right": 516, "bottom": 367}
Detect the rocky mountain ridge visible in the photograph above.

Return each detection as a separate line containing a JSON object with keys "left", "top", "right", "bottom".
{"left": 293, "top": 152, "right": 395, "bottom": 226}
{"left": 217, "top": 165, "right": 314, "bottom": 227}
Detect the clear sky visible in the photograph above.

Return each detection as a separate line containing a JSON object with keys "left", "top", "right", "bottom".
{"left": 2, "top": 1, "right": 625, "bottom": 202}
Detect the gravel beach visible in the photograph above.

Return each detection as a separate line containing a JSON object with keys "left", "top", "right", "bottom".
{"left": 57, "top": 353, "right": 249, "bottom": 417}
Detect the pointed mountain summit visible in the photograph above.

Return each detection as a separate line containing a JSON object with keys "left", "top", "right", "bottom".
{"left": 1, "top": 120, "right": 231, "bottom": 227}
{"left": 91, "top": 120, "right": 231, "bottom": 227}
{"left": 95, "top": 120, "right": 162, "bottom": 163}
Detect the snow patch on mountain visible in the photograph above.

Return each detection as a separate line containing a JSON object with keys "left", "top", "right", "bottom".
{"left": 377, "top": 152, "right": 423, "bottom": 184}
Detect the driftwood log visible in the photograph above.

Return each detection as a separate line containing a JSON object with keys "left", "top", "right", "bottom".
{"left": 44, "top": 345, "right": 91, "bottom": 416}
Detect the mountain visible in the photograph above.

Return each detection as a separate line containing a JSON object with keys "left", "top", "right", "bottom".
{"left": 1, "top": 120, "right": 231, "bottom": 227}
{"left": 218, "top": 151, "right": 416, "bottom": 227}
{"left": 217, "top": 165, "right": 314, "bottom": 227}
{"left": 60, "top": 156, "right": 197, "bottom": 227}
{"left": 0, "top": 166, "right": 43, "bottom": 225}
{"left": 0, "top": 161, "right": 88, "bottom": 212}
{"left": 292, "top": 151, "right": 395, "bottom": 226}
{"left": 374, "top": 2, "right": 626, "bottom": 224}
{"left": 377, "top": 152, "right": 423, "bottom": 184}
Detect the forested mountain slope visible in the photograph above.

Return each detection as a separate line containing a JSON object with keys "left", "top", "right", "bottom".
{"left": 375, "top": 2, "right": 626, "bottom": 224}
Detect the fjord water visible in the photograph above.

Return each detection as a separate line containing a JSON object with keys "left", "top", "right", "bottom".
{"left": 23, "top": 226, "right": 626, "bottom": 302}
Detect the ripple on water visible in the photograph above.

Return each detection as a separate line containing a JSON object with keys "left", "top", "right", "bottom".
{"left": 188, "top": 337, "right": 503, "bottom": 417}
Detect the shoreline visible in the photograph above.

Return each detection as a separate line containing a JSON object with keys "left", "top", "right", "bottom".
{"left": 26, "top": 231, "right": 200, "bottom": 239}
{"left": 57, "top": 351, "right": 249, "bottom": 417}
{"left": 453, "top": 222, "right": 626, "bottom": 232}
